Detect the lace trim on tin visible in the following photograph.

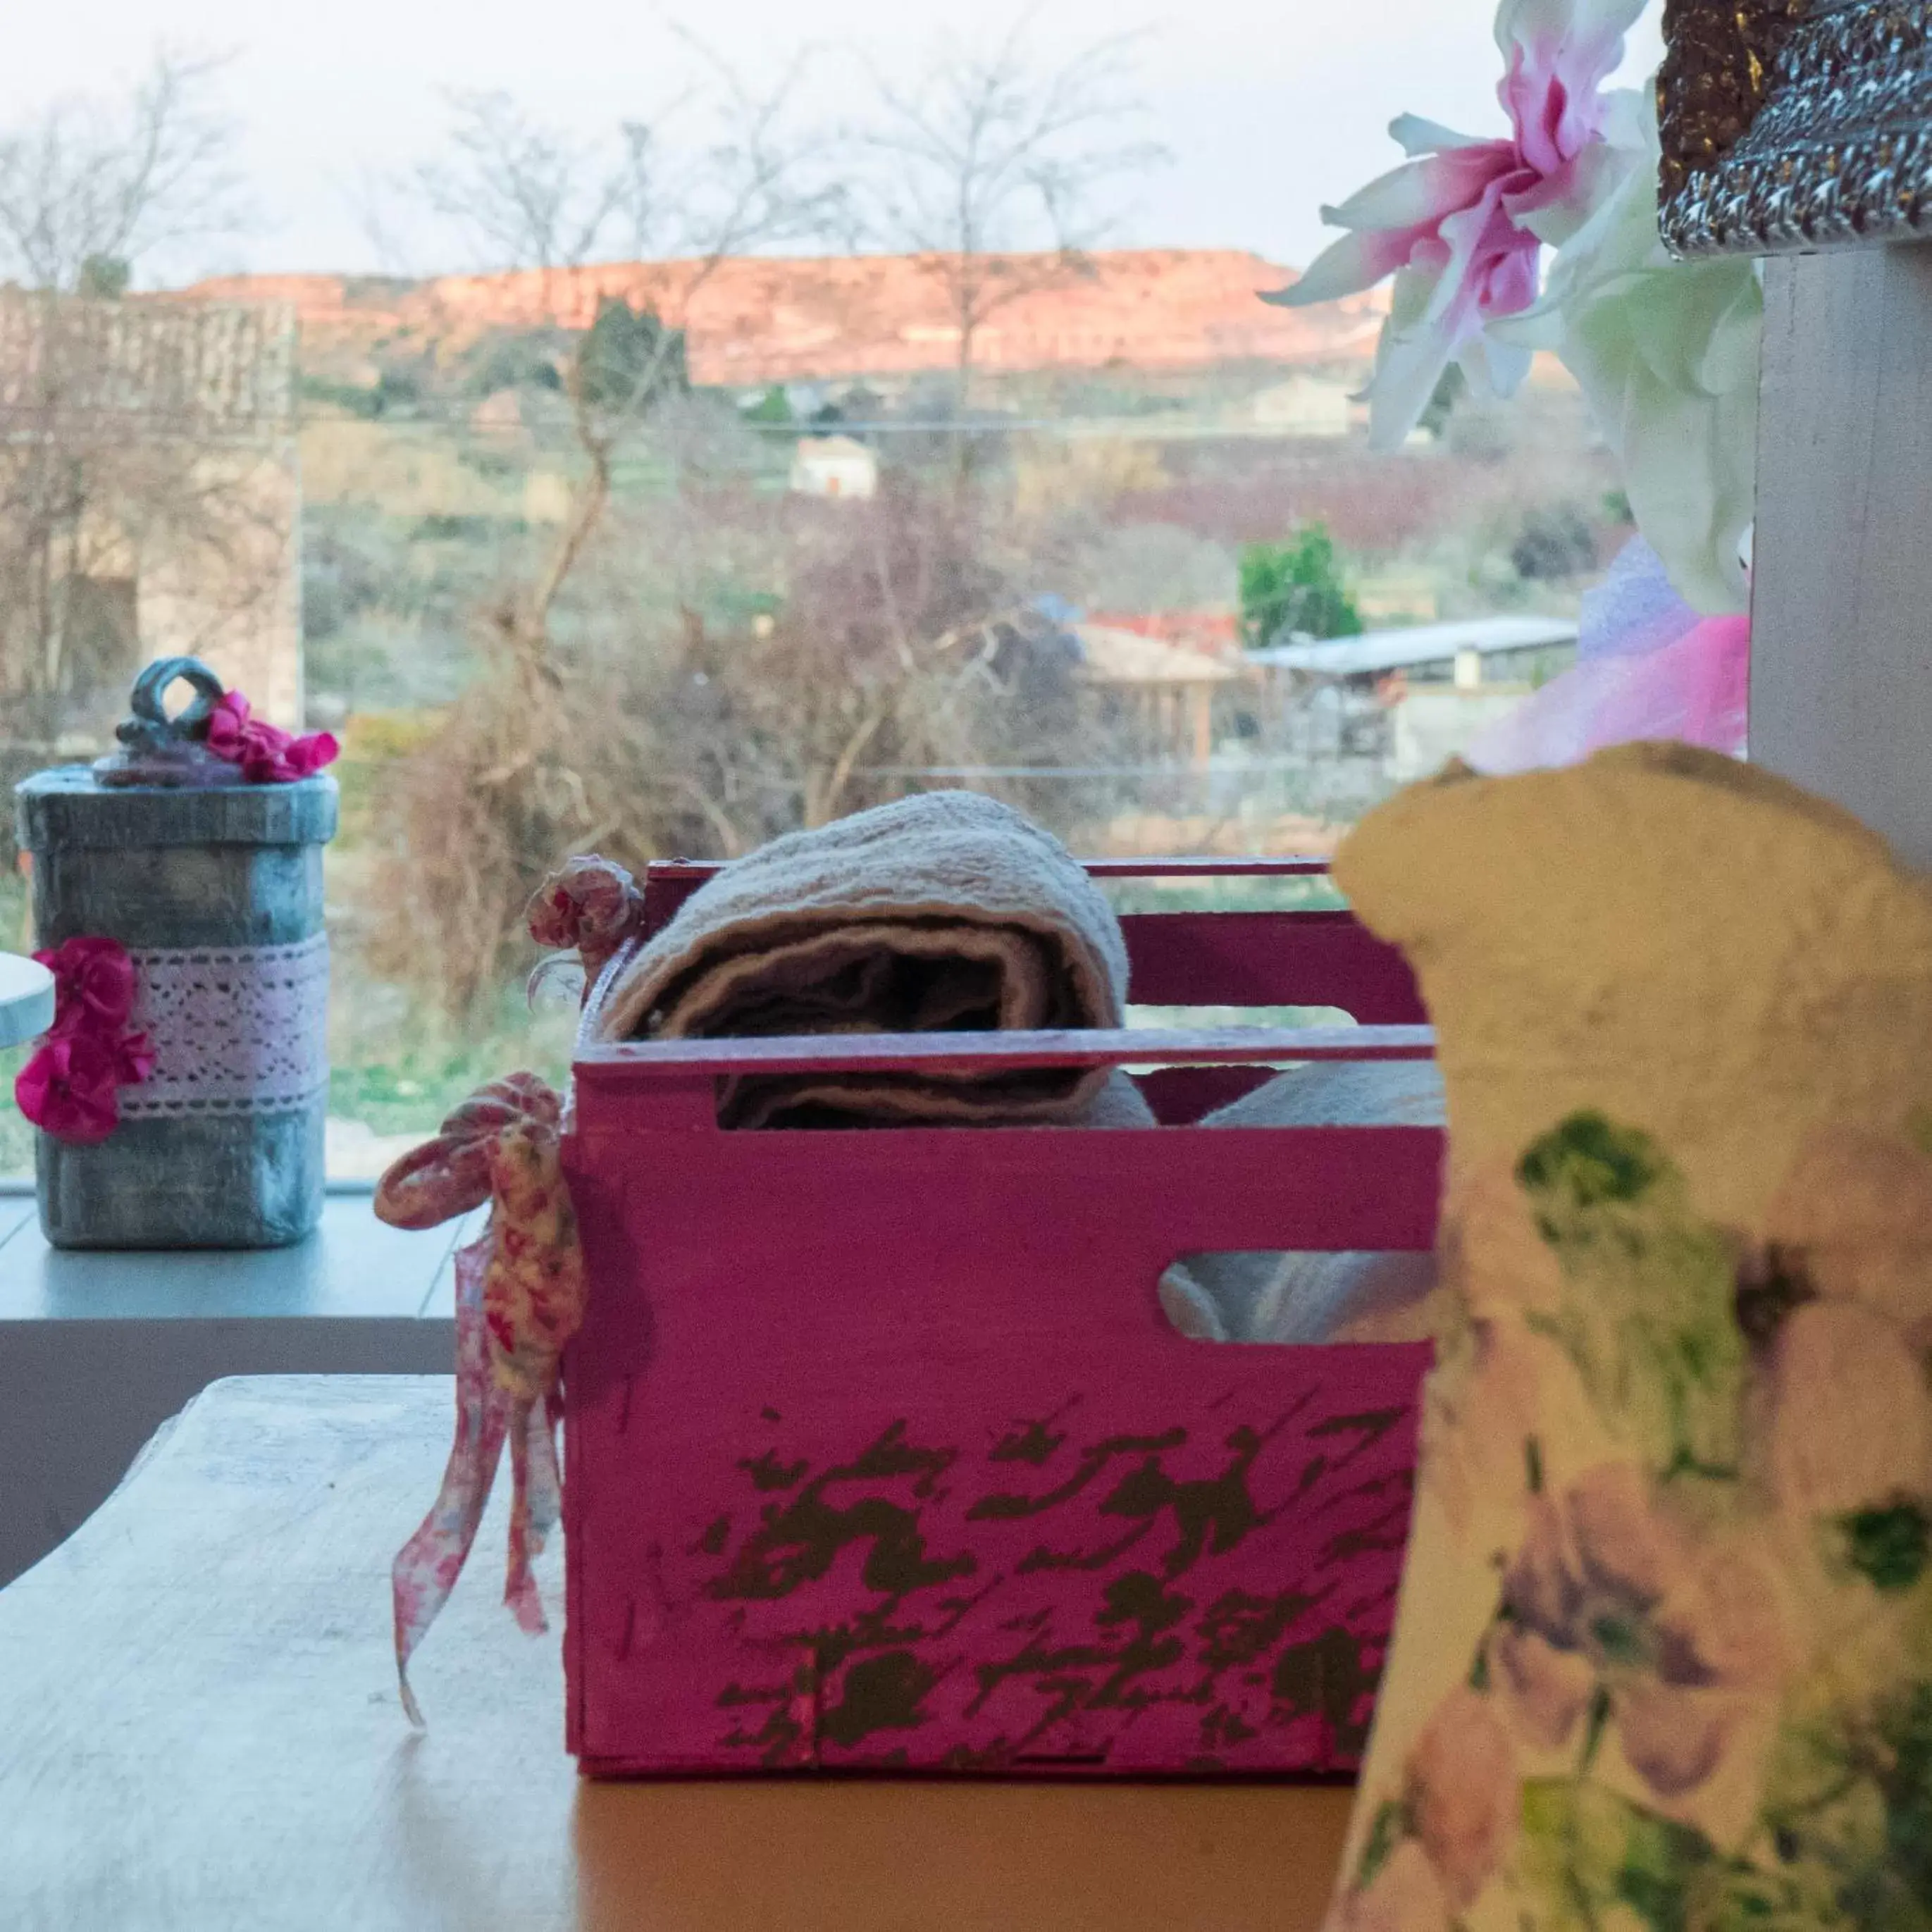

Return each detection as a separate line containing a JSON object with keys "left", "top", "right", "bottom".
{"left": 120, "top": 935, "right": 329, "bottom": 1117}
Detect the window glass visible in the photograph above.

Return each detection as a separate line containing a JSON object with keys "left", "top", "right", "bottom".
{"left": 0, "top": 5, "right": 1664, "bottom": 1179}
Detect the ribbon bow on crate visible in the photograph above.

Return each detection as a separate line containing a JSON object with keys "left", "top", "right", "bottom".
{"left": 373, "top": 858, "right": 643, "bottom": 1723}
{"left": 376, "top": 1073, "right": 585, "bottom": 1725}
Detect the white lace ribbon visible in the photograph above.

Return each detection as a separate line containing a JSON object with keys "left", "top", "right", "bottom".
{"left": 120, "top": 934, "right": 330, "bottom": 1117}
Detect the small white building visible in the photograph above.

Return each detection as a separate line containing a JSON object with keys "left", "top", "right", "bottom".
{"left": 1246, "top": 375, "right": 1354, "bottom": 438}
{"left": 789, "top": 435, "right": 879, "bottom": 501}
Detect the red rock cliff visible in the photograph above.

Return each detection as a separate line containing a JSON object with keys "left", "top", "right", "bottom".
{"left": 188, "top": 249, "right": 1381, "bottom": 384}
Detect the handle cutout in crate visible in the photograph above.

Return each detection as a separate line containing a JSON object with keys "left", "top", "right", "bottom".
{"left": 1160, "top": 1249, "right": 1442, "bottom": 1346}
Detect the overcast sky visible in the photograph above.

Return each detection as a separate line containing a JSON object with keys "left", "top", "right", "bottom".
{"left": 0, "top": 0, "right": 1664, "bottom": 283}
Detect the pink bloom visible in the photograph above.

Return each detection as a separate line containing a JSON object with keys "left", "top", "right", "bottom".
{"left": 1270, "top": 0, "right": 1645, "bottom": 446}
{"left": 206, "top": 691, "right": 340, "bottom": 786}
{"left": 16, "top": 1030, "right": 125, "bottom": 1143}
{"left": 35, "top": 934, "right": 137, "bottom": 1032}
{"left": 1402, "top": 1685, "right": 1518, "bottom": 1907}
{"left": 1466, "top": 538, "right": 1752, "bottom": 773}
{"left": 1492, "top": 1463, "right": 1785, "bottom": 1802}
{"left": 16, "top": 934, "right": 154, "bottom": 1142}
{"left": 113, "top": 1030, "right": 156, "bottom": 1086}
{"left": 1761, "top": 1301, "right": 1932, "bottom": 1521}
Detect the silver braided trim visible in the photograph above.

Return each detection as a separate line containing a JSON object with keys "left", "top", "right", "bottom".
{"left": 120, "top": 934, "right": 330, "bottom": 1118}
{"left": 1662, "top": 1, "right": 1932, "bottom": 259}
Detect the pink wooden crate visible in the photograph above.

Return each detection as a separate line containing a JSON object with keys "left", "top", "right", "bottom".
{"left": 562, "top": 857, "right": 1439, "bottom": 1778}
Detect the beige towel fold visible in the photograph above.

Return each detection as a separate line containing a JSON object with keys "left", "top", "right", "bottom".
{"left": 590, "top": 791, "right": 1135, "bottom": 1129}
{"left": 1158, "top": 1059, "right": 1447, "bottom": 1345}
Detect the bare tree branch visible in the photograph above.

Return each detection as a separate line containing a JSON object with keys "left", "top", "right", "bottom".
{"left": 0, "top": 49, "right": 246, "bottom": 292}
{"left": 388, "top": 45, "right": 841, "bottom": 671}
{"left": 853, "top": 20, "right": 1166, "bottom": 419}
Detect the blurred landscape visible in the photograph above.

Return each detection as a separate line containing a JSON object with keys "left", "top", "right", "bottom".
{"left": 0, "top": 44, "right": 1625, "bottom": 1174}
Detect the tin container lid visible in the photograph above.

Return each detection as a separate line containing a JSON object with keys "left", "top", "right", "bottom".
{"left": 14, "top": 658, "right": 340, "bottom": 851}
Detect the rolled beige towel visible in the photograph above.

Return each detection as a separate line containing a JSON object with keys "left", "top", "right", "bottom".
{"left": 586, "top": 791, "right": 1134, "bottom": 1129}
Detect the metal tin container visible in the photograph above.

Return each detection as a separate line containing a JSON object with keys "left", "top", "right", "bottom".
{"left": 15, "top": 660, "right": 338, "bottom": 1249}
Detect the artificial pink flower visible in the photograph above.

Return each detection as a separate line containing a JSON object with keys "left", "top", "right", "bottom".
{"left": 206, "top": 691, "right": 340, "bottom": 786}
{"left": 113, "top": 1029, "right": 156, "bottom": 1086}
{"left": 1269, "top": 0, "right": 1646, "bottom": 446}
{"left": 35, "top": 934, "right": 137, "bottom": 1032}
{"left": 16, "top": 934, "right": 154, "bottom": 1143}
{"left": 16, "top": 1030, "right": 125, "bottom": 1144}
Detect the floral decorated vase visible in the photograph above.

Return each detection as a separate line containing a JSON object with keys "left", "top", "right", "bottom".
{"left": 1323, "top": 743, "right": 1932, "bottom": 1931}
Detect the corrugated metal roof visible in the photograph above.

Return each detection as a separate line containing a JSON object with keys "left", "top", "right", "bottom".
{"left": 1247, "top": 615, "right": 1579, "bottom": 677}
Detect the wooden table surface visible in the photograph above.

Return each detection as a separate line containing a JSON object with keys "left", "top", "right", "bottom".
{"left": 0, "top": 1376, "right": 1356, "bottom": 1932}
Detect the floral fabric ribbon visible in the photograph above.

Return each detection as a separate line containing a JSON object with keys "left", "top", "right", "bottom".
{"left": 376, "top": 1073, "right": 586, "bottom": 1723}
{"left": 376, "top": 859, "right": 641, "bottom": 1721}
{"left": 16, "top": 937, "right": 155, "bottom": 1143}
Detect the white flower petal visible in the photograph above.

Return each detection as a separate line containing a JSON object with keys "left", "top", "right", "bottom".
{"left": 1365, "top": 318, "right": 1459, "bottom": 452}
{"left": 1567, "top": 309, "right": 1757, "bottom": 614}
{"left": 1265, "top": 228, "right": 1413, "bottom": 308}
{"left": 1510, "top": 137, "right": 1643, "bottom": 249}
{"left": 1325, "top": 146, "right": 1509, "bottom": 234}
{"left": 1468, "top": 330, "right": 1535, "bottom": 399}
{"left": 1390, "top": 112, "right": 1492, "bottom": 156}
{"left": 1494, "top": 0, "right": 1647, "bottom": 65}
{"left": 1595, "top": 86, "right": 1656, "bottom": 153}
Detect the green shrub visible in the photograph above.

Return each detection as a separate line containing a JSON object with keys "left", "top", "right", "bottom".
{"left": 1239, "top": 526, "right": 1363, "bottom": 648}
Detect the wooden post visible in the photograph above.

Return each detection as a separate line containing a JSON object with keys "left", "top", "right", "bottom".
{"left": 1751, "top": 244, "right": 1932, "bottom": 867}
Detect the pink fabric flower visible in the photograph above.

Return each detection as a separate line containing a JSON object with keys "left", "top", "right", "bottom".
{"left": 205, "top": 691, "right": 340, "bottom": 786}
{"left": 16, "top": 934, "right": 155, "bottom": 1144}
{"left": 378, "top": 1075, "right": 577, "bottom": 1726}
{"left": 16, "top": 1030, "right": 125, "bottom": 1144}
{"left": 35, "top": 935, "right": 137, "bottom": 1032}
{"left": 524, "top": 856, "right": 642, "bottom": 990}
{"left": 1269, "top": 0, "right": 1645, "bottom": 445}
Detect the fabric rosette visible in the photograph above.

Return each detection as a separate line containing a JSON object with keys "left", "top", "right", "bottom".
{"left": 205, "top": 690, "right": 340, "bottom": 785}
{"left": 15, "top": 936, "right": 155, "bottom": 1145}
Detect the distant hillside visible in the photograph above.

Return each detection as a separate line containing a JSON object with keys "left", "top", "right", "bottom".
{"left": 187, "top": 249, "right": 1382, "bottom": 388}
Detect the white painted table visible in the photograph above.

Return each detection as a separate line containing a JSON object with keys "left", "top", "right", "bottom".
{"left": 0, "top": 1376, "right": 1355, "bottom": 1932}
{"left": 0, "top": 950, "right": 54, "bottom": 1048}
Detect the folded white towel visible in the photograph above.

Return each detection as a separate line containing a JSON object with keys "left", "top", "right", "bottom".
{"left": 1158, "top": 1059, "right": 1447, "bottom": 1345}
